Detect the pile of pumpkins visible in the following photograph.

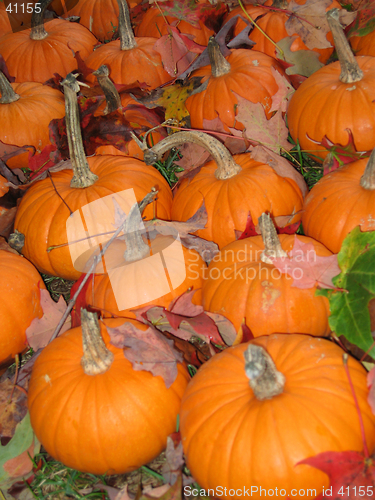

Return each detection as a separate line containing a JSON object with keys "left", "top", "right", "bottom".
{"left": 1, "top": 0, "right": 375, "bottom": 497}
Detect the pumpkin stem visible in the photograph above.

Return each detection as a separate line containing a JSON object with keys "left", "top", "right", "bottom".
{"left": 117, "top": 0, "right": 137, "bottom": 51}
{"left": 258, "top": 213, "right": 287, "bottom": 264}
{"left": 360, "top": 148, "right": 375, "bottom": 190}
{"left": 80, "top": 309, "right": 114, "bottom": 375}
{"left": 208, "top": 37, "right": 231, "bottom": 78}
{"left": 0, "top": 71, "right": 20, "bottom": 104}
{"left": 144, "top": 130, "right": 242, "bottom": 180}
{"left": 61, "top": 73, "right": 99, "bottom": 188}
{"left": 30, "top": 0, "right": 53, "bottom": 40}
{"left": 123, "top": 192, "right": 152, "bottom": 262}
{"left": 93, "top": 65, "right": 121, "bottom": 114}
{"left": 244, "top": 344, "right": 285, "bottom": 400}
{"left": 326, "top": 9, "right": 363, "bottom": 84}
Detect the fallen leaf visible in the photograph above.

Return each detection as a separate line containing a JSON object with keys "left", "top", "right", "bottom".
{"left": 285, "top": 0, "right": 356, "bottom": 50}
{"left": 154, "top": 26, "right": 204, "bottom": 77}
{"left": 276, "top": 36, "right": 324, "bottom": 77}
{"left": 25, "top": 289, "right": 71, "bottom": 350}
{"left": 0, "top": 206, "right": 17, "bottom": 238}
{"left": 299, "top": 450, "right": 375, "bottom": 499}
{"left": 0, "top": 379, "right": 28, "bottom": 439}
{"left": 106, "top": 322, "right": 183, "bottom": 388}
{"left": 229, "top": 94, "right": 292, "bottom": 154}
{"left": 309, "top": 129, "right": 372, "bottom": 175}
{"left": 162, "top": 434, "right": 184, "bottom": 485}
{"left": 0, "top": 412, "right": 40, "bottom": 491}
{"left": 271, "top": 236, "right": 341, "bottom": 289}
{"left": 269, "top": 67, "right": 295, "bottom": 113}
{"left": 0, "top": 141, "right": 32, "bottom": 164}
{"left": 347, "top": 0, "right": 375, "bottom": 37}
{"left": 250, "top": 145, "right": 307, "bottom": 196}
{"left": 368, "top": 366, "right": 375, "bottom": 415}
{"left": 138, "top": 474, "right": 182, "bottom": 500}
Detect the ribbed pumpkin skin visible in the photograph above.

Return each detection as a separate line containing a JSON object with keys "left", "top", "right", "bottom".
{"left": 287, "top": 56, "right": 375, "bottom": 162}
{"left": 171, "top": 154, "right": 304, "bottom": 249}
{"left": 86, "top": 244, "right": 205, "bottom": 316}
{"left": 28, "top": 318, "right": 190, "bottom": 475}
{"left": 202, "top": 234, "right": 331, "bottom": 335}
{"left": 350, "top": 32, "right": 375, "bottom": 57}
{"left": 180, "top": 334, "right": 375, "bottom": 500}
{"left": 14, "top": 156, "right": 173, "bottom": 280}
{"left": 0, "top": 19, "right": 97, "bottom": 83}
{"left": 0, "top": 250, "right": 45, "bottom": 366}
{"left": 224, "top": 0, "right": 337, "bottom": 63}
{"left": 0, "top": 82, "right": 65, "bottom": 170}
{"left": 302, "top": 159, "right": 375, "bottom": 253}
{"left": 85, "top": 37, "right": 171, "bottom": 88}
{"left": 134, "top": 6, "right": 214, "bottom": 45}
{"left": 185, "top": 49, "right": 285, "bottom": 130}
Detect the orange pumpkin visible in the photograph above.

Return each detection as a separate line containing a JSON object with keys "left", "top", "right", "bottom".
{"left": 185, "top": 37, "right": 286, "bottom": 130}
{"left": 287, "top": 9, "right": 375, "bottom": 162}
{"left": 0, "top": 71, "right": 65, "bottom": 170}
{"left": 85, "top": 0, "right": 170, "bottom": 88}
{"left": 180, "top": 334, "right": 375, "bottom": 499}
{"left": 0, "top": 249, "right": 45, "bottom": 368}
{"left": 14, "top": 73, "right": 172, "bottom": 280}
{"left": 0, "top": 0, "right": 97, "bottom": 83}
{"left": 201, "top": 214, "right": 332, "bottom": 335}
{"left": 0, "top": 174, "right": 9, "bottom": 197}
{"left": 350, "top": 31, "right": 375, "bottom": 57}
{"left": 134, "top": 4, "right": 214, "bottom": 46}
{"left": 301, "top": 148, "right": 375, "bottom": 253}
{"left": 28, "top": 310, "right": 189, "bottom": 474}
{"left": 144, "top": 130, "right": 305, "bottom": 249}
{"left": 224, "top": 0, "right": 341, "bottom": 64}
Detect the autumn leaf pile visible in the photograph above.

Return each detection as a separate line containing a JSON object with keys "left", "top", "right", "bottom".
{"left": 1, "top": 0, "right": 375, "bottom": 498}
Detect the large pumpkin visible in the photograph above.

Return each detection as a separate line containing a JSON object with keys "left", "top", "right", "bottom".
{"left": 0, "top": 250, "right": 45, "bottom": 368}
{"left": 0, "top": 0, "right": 97, "bottom": 83}
{"left": 202, "top": 213, "right": 332, "bottom": 335}
{"left": 287, "top": 9, "right": 375, "bottom": 162}
{"left": 350, "top": 30, "right": 375, "bottom": 57}
{"left": 185, "top": 37, "right": 286, "bottom": 130}
{"left": 301, "top": 146, "right": 375, "bottom": 253}
{"left": 0, "top": 71, "right": 65, "bottom": 170}
{"left": 28, "top": 310, "right": 189, "bottom": 474}
{"left": 85, "top": 0, "right": 170, "bottom": 88}
{"left": 145, "top": 130, "right": 306, "bottom": 249}
{"left": 180, "top": 334, "right": 375, "bottom": 499}
{"left": 14, "top": 74, "right": 172, "bottom": 280}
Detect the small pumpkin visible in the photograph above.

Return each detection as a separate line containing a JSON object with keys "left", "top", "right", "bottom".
{"left": 201, "top": 214, "right": 332, "bottom": 335}
{"left": 28, "top": 309, "right": 189, "bottom": 474}
{"left": 145, "top": 130, "right": 305, "bottom": 249}
{"left": 134, "top": 3, "right": 214, "bottom": 45}
{"left": 85, "top": 0, "right": 170, "bottom": 88}
{"left": 0, "top": 0, "right": 97, "bottom": 83}
{"left": 180, "top": 334, "right": 375, "bottom": 499}
{"left": 0, "top": 249, "right": 45, "bottom": 368}
{"left": 350, "top": 31, "right": 375, "bottom": 57}
{"left": 301, "top": 146, "right": 375, "bottom": 253}
{"left": 14, "top": 73, "right": 172, "bottom": 280}
{"left": 287, "top": 9, "right": 375, "bottom": 162}
{"left": 0, "top": 70, "right": 66, "bottom": 170}
{"left": 185, "top": 37, "right": 287, "bottom": 130}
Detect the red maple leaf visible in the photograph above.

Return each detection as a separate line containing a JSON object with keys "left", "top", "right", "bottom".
{"left": 347, "top": 0, "right": 375, "bottom": 38}
{"left": 299, "top": 450, "right": 375, "bottom": 499}
{"left": 309, "top": 129, "right": 372, "bottom": 175}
